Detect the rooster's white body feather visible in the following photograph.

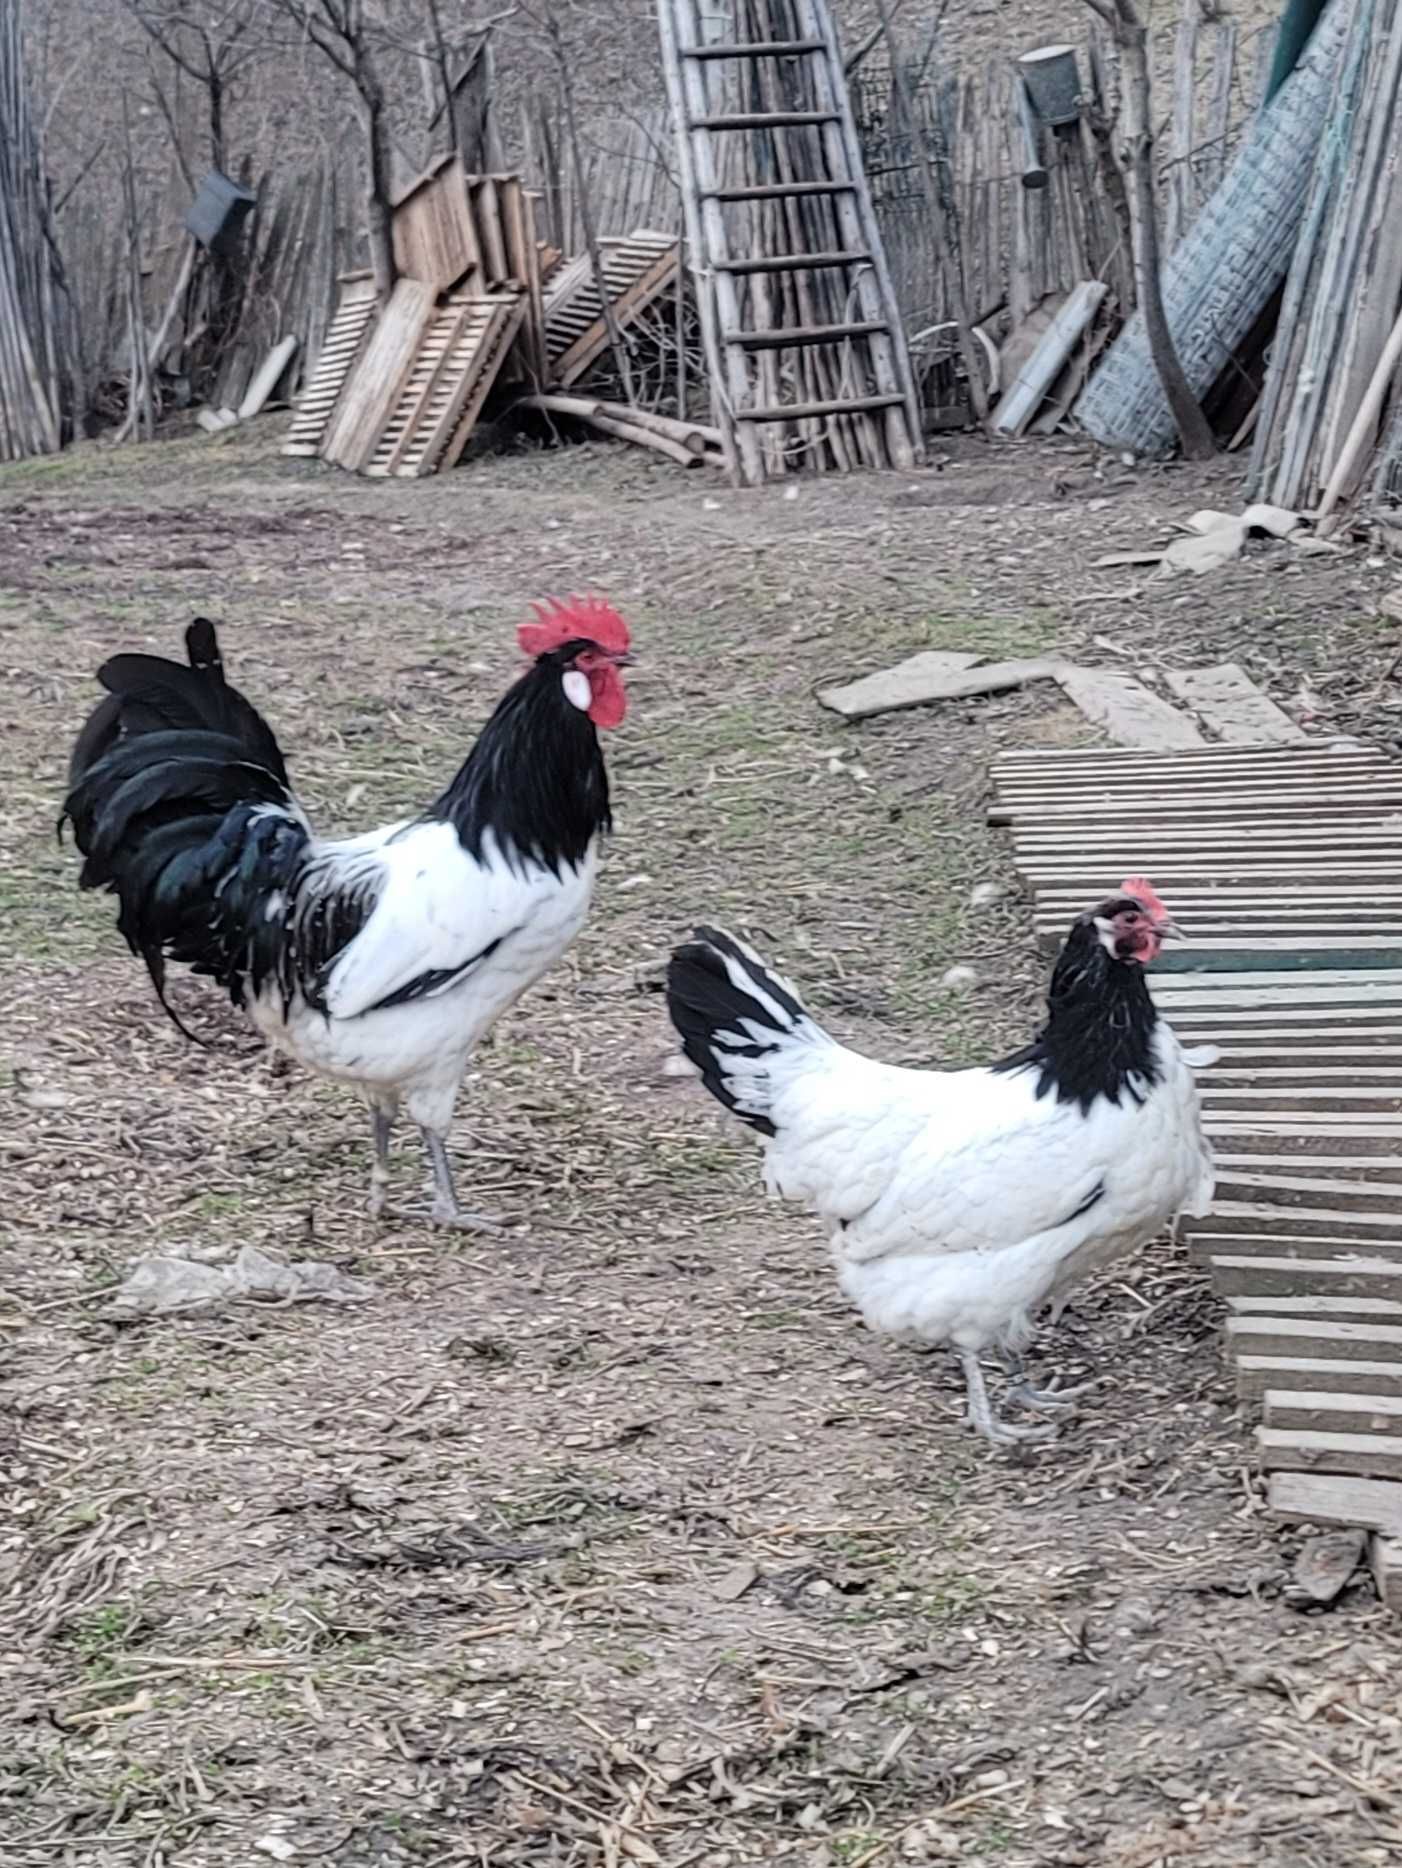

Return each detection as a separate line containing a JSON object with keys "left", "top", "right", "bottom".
{"left": 250, "top": 820, "right": 599, "bottom": 1131}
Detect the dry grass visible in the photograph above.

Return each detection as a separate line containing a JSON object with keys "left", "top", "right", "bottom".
{"left": 4, "top": 424, "right": 1402, "bottom": 1866}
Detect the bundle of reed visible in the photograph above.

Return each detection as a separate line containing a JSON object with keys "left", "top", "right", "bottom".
{"left": 0, "top": 0, "right": 76, "bottom": 461}
{"left": 1248, "top": 0, "right": 1402, "bottom": 521}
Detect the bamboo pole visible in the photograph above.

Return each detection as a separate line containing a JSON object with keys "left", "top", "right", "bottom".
{"left": 1316, "top": 300, "right": 1402, "bottom": 528}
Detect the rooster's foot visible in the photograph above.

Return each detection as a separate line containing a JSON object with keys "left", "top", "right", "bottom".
{"left": 959, "top": 1349, "right": 1057, "bottom": 1447}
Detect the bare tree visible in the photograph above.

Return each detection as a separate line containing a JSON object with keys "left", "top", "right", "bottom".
{"left": 253, "top": 0, "right": 398, "bottom": 296}
{"left": 118, "top": 0, "right": 264, "bottom": 177}
{"left": 1082, "top": 0, "right": 1216, "bottom": 459}
{"left": 250, "top": 0, "right": 512, "bottom": 301}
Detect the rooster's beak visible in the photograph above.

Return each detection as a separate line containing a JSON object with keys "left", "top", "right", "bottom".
{"left": 1157, "top": 918, "right": 1184, "bottom": 943}
{"left": 612, "top": 651, "right": 634, "bottom": 669}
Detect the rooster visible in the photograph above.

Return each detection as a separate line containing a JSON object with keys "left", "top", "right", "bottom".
{"left": 666, "top": 882, "right": 1213, "bottom": 1444}
{"left": 63, "top": 598, "right": 632, "bottom": 1228}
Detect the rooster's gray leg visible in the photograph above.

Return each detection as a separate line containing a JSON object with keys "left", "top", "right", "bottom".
{"left": 958, "top": 1350, "right": 1055, "bottom": 1445}
{"left": 368, "top": 1107, "right": 394, "bottom": 1220}
{"left": 420, "top": 1128, "right": 505, "bottom": 1233}
{"left": 999, "top": 1348, "right": 1090, "bottom": 1413}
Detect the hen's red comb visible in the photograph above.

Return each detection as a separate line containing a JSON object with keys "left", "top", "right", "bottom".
{"left": 518, "top": 595, "right": 631, "bottom": 660}
{"left": 1119, "top": 875, "right": 1168, "bottom": 923}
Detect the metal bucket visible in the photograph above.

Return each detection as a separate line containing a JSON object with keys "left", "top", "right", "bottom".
{"left": 1017, "top": 45, "right": 1083, "bottom": 126}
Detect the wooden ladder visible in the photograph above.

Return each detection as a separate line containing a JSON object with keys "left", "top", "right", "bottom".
{"left": 656, "top": 0, "right": 922, "bottom": 483}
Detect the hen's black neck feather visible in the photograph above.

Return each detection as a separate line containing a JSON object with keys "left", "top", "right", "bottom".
{"left": 991, "top": 917, "right": 1159, "bottom": 1113}
{"left": 426, "top": 643, "right": 611, "bottom": 872}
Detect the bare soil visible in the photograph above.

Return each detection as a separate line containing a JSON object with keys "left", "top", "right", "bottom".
{"left": 4, "top": 424, "right": 1402, "bottom": 1867}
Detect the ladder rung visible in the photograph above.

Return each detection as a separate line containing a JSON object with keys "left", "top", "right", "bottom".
{"left": 728, "top": 320, "right": 888, "bottom": 350}
{"left": 735, "top": 393, "right": 906, "bottom": 423}
{"left": 705, "top": 180, "right": 857, "bottom": 202}
{"left": 716, "top": 249, "right": 870, "bottom": 274}
{"left": 681, "top": 38, "right": 823, "bottom": 58}
{"left": 690, "top": 110, "right": 838, "bottom": 130}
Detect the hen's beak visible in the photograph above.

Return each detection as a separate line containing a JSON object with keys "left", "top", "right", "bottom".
{"left": 1156, "top": 918, "right": 1184, "bottom": 943}
{"left": 611, "top": 651, "right": 634, "bottom": 669}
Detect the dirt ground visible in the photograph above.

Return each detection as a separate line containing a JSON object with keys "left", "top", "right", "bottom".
{"left": 5, "top": 424, "right": 1402, "bottom": 1867}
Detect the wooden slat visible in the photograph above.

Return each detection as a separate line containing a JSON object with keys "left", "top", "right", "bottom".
{"left": 1212, "top": 1256, "right": 1402, "bottom": 1298}
{"left": 1258, "top": 1427, "right": 1402, "bottom": 1481}
{"left": 735, "top": 392, "right": 906, "bottom": 422}
{"left": 682, "top": 37, "right": 823, "bottom": 56}
{"left": 727, "top": 319, "right": 888, "bottom": 348}
{"left": 1240, "top": 1356, "right": 1402, "bottom": 1400}
{"left": 690, "top": 109, "right": 839, "bottom": 128}
{"left": 706, "top": 180, "right": 859, "bottom": 201}
{"left": 1267, "top": 1470, "right": 1402, "bottom": 1535}
{"left": 1265, "top": 1391, "right": 1402, "bottom": 1434}
{"left": 1227, "top": 1315, "right": 1402, "bottom": 1359}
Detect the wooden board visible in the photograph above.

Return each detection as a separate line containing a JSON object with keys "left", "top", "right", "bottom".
{"left": 391, "top": 153, "right": 481, "bottom": 292}
{"left": 1258, "top": 1427, "right": 1402, "bottom": 1482}
{"left": 1265, "top": 1390, "right": 1402, "bottom": 1434}
{"left": 1163, "top": 664, "right": 1307, "bottom": 744}
{"left": 1267, "top": 1470, "right": 1402, "bottom": 1537}
{"left": 818, "top": 656, "right": 1058, "bottom": 719}
{"left": 320, "top": 279, "right": 437, "bottom": 472}
{"left": 1053, "top": 668, "right": 1206, "bottom": 747}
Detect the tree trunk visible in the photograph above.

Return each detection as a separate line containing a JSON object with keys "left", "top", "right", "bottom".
{"left": 359, "top": 81, "right": 396, "bottom": 301}
{"left": 1115, "top": 12, "right": 1216, "bottom": 459}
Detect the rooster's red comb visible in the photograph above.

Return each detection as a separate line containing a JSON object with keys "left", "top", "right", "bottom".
{"left": 1119, "top": 875, "right": 1168, "bottom": 923}
{"left": 518, "top": 595, "right": 631, "bottom": 661}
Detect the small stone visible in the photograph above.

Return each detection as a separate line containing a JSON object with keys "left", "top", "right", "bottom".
{"left": 1292, "top": 1528, "right": 1366, "bottom": 1604}
{"left": 941, "top": 965, "right": 979, "bottom": 990}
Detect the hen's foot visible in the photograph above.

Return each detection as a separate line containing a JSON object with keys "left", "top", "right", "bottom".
{"left": 1008, "top": 1379, "right": 1093, "bottom": 1414}
{"left": 430, "top": 1203, "right": 507, "bottom": 1234}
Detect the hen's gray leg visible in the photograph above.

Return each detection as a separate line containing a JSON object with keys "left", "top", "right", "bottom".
{"left": 958, "top": 1350, "right": 1055, "bottom": 1445}
{"left": 368, "top": 1108, "right": 395, "bottom": 1220}
{"left": 421, "top": 1128, "right": 505, "bottom": 1233}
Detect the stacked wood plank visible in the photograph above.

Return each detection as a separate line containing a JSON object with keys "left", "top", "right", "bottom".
{"left": 989, "top": 734, "right": 1402, "bottom": 1607}
{"left": 284, "top": 154, "right": 682, "bottom": 479}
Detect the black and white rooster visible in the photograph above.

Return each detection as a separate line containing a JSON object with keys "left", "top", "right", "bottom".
{"left": 666, "top": 881, "right": 1214, "bottom": 1444}
{"left": 63, "top": 599, "right": 632, "bottom": 1228}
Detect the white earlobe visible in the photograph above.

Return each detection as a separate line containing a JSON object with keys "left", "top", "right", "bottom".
{"left": 562, "top": 669, "right": 592, "bottom": 711}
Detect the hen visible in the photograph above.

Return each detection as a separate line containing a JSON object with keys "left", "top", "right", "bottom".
{"left": 63, "top": 598, "right": 632, "bottom": 1228}
{"left": 666, "top": 882, "right": 1213, "bottom": 1443}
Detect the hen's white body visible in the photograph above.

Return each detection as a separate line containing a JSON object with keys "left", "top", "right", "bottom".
{"left": 753, "top": 1022, "right": 1211, "bottom": 1354}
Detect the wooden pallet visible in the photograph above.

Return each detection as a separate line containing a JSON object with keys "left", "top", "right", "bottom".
{"left": 281, "top": 272, "right": 377, "bottom": 458}
{"left": 364, "top": 292, "right": 525, "bottom": 479}
{"left": 542, "top": 233, "right": 681, "bottom": 388}
{"left": 989, "top": 738, "right": 1402, "bottom": 1605}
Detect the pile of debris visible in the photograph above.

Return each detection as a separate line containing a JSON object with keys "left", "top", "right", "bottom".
{"left": 282, "top": 154, "right": 691, "bottom": 479}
